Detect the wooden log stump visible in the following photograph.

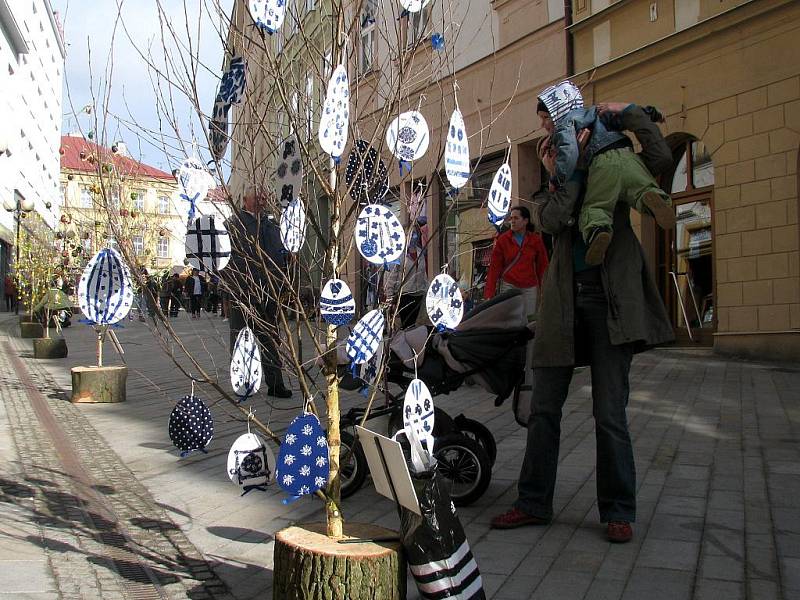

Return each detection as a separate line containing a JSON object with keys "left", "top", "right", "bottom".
{"left": 273, "top": 522, "right": 406, "bottom": 600}
{"left": 71, "top": 366, "right": 128, "bottom": 403}
{"left": 20, "top": 322, "right": 44, "bottom": 338}
{"left": 33, "top": 338, "right": 68, "bottom": 359}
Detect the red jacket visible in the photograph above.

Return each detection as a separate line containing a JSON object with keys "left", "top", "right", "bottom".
{"left": 484, "top": 229, "right": 549, "bottom": 299}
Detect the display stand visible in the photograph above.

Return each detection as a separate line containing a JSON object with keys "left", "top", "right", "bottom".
{"left": 356, "top": 425, "right": 421, "bottom": 515}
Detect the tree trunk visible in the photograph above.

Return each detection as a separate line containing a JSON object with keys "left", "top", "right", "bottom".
{"left": 273, "top": 522, "right": 406, "bottom": 600}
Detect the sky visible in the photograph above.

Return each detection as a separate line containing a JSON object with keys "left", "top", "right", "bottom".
{"left": 52, "top": 0, "right": 233, "bottom": 174}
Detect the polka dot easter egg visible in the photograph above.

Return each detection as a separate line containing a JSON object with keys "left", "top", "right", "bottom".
{"left": 320, "top": 278, "right": 355, "bottom": 326}
{"left": 168, "top": 395, "right": 214, "bottom": 457}
{"left": 230, "top": 326, "right": 262, "bottom": 401}
{"left": 318, "top": 64, "right": 350, "bottom": 159}
{"left": 355, "top": 204, "right": 406, "bottom": 266}
{"left": 426, "top": 273, "right": 464, "bottom": 330}
{"left": 487, "top": 162, "right": 513, "bottom": 225}
{"left": 445, "top": 108, "right": 470, "bottom": 190}
{"left": 78, "top": 247, "right": 134, "bottom": 325}
{"left": 185, "top": 215, "right": 231, "bottom": 272}
{"left": 386, "top": 111, "right": 429, "bottom": 163}
{"left": 280, "top": 197, "right": 307, "bottom": 253}
{"left": 276, "top": 413, "right": 329, "bottom": 502}
{"left": 248, "top": 0, "right": 285, "bottom": 34}
{"left": 345, "top": 139, "right": 389, "bottom": 206}
{"left": 227, "top": 432, "right": 275, "bottom": 494}
{"left": 346, "top": 309, "right": 384, "bottom": 365}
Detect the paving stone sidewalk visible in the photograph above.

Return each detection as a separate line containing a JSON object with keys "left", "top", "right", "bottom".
{"left": 1, "top": 310, "right": 799, "bottom": 599}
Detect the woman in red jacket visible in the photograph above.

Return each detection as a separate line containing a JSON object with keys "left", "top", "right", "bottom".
{"left": 484, "top": 206, "right": 549, "bottom": 321}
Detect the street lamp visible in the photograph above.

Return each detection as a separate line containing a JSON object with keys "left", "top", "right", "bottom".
{"left": 4, "top": 192, "right": 35, "bottom": 314}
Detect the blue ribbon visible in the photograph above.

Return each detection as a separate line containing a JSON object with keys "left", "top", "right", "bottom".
{"left": 399, "top": 160, "right": 411, "bottom": 176}
{"left": 281, "top": 495, "right": 302, "bottom": 505}
{"left": 446, "top": 187, "right": 460, "bottom": 198}
{"left": 181, "top": 192, "right": 201, "bottom": 221}
{"left": 180, "top": 447, "right": 209, "bottom": 458}
{"left": 333, "top": 155, "right": 341, "bottom": 165}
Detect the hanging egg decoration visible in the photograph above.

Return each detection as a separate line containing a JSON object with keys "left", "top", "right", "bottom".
{"left": 185, "top": 215, "right": 231, "bottom": 272}
{"left": 280, "top": 197, "right": 306, "bottom": 253}
{"left": 399, "top": 0, "right": 433, "bottom": 13}
{"left": 276, "top": 135, "right": 303, "bottom": 207}
{"left": 230, "top": 326, "right": 262, "bottom": 402}
{"left": 248, "top": 0, "right": 285, "bottom": 34}
{"left": 345, "top": 139, "right": 389, "bottom": 206}
{"left": 426, "top": 273, "right": 464, "bottom": 330}
{"left": 487, "top": 162, "right": 513, "bottom": 225}
{"left": 209, "top": 100, "right": 229, "bottom": 162}
{"left": 445, "top": 108, "right": 470, "bottom": 190}
{"left": 177, "top": 157, "right": 214, "bottom": 217}
{"left": 403, "top": 378, "right": 435, "bottom": 453}
{"left": 318, "top": 64, "right": 350, "bottom": 159}
{"left": 346, "top": 309, "right": 385, "bottom": 365}
{"left": 77, "top": 247, "right": 134, "bottom": 325}
{"left": 168, "top": 395, "right": 214, "bottom": 457}
{"left": 386, "top": 110, "right": 429, "bottom": 163}
{"left": 227, "top": 432, "right": 274, "bottom": 494}
{"left": 217, "top": 56, "right": 247, "bottom": 106}
{"left": 319, "top": 278, "right": 355, "bottom": 326}
{"left": 355, "top": 204, "right": 406, "bottom": 266}
{"left": 276, "top": 412, "right": 329, "bottom": 502}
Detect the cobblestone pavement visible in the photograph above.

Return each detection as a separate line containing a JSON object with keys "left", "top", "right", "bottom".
{"left": 1, "top": 310, "right": 799, "bottom": 599}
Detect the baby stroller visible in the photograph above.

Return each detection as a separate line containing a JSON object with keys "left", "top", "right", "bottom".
{"left": 338, "top": 289, "right": 532, "bottom": 505}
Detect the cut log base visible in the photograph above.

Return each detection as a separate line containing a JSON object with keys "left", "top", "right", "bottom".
{"left": 33, "top": 338, "right": 68, "bottom": 359}
{"left": 273, "top": 522, "right": 406, "bottom": 600}
{"left": 71, "top": 365, "right": 128, "bottom": 403}
{"left": 20, "top": 322, "right": 44, "bottom": 338}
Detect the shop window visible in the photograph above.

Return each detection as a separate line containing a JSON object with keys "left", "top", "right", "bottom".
{"left": 671, "top": 140, "right": 714, "bottom": 193}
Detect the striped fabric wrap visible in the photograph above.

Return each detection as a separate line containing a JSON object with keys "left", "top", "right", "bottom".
{"left": 409, "top": 539, "right": 484, "bottom": 600}
{"left": 77, "top": 247, "right": 133, "bottom": 325}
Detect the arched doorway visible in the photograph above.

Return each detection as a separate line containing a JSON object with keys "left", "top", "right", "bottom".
{"left": 657, "top": 135, "right": 716, "bottom": 345}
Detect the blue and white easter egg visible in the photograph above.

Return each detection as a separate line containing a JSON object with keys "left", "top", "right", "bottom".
{"left": 399, "top": 0, "right": 432, "bottom": 13}
{"left": 346, "top": 309, "right": 385, "bottom": 365}
{"left": 425, "top": 273, "right": 464, "bottom": 330}
{"left": 386, "top": 111, "right": 429, "bottom": 162}
{"left": 169, "top": 395, "right": 214, "bottom": 455}
{"left": 276, "top": 135, "right": 303, "bottom": 207}
{"left": 403, "top": 378, "right": 435, "bottom": 452}
{"left": 177, "top": 157, "right": 214, "bottom": 205}
{"left": 78, "top": 247, "right": 134, "bottom": 325}
{"left": 280, "top": 197, "right": 306, "bottom": 253}
{"left": 276, "top": 413, "right": 329, "bottom": 499}
{"left": 357, "top": 339, "right": 383, "bottom": 389}
{"left": 355, "top": 204, "right": 406, "bottom": 266}
{"left": 230, "top": 326, "right": 262, "bottom": 400}
{"left": 209, "top": 100, "right": 229, "bottom": 161}
{"left": 487, "top": 162, "right": 513, "bottom": 225}
{"left": 248, "top": 0, "right": 285, "bottom": 33}
{"left": 320, "top": 278, "right": 355, "bottom": 326}
{"left": 345, "top": 139, "right": 388, "bottom": 205}
{"left": 227, "top": 432, "right": 274, "bottom": 492}
{"left": 185, "top": 215, "right": 231, "bottom": 272}
{"left": 218, "top": 56, "right": 247, "bottom": 106}
{"left": 445, "top": 108, "right": 470, "bottom": 189}
{"left": 318, "top": 65, "right": 350, "bottom": 158}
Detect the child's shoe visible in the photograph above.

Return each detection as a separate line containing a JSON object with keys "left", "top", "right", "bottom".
{"left": 585, "top": 227, "right": 612, "bottom": 266}
{"left": 642, "top": 191, "right": 676, "bottom": 229}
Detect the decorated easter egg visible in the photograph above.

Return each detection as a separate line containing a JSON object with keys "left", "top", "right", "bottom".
{"left": 355, "top": 204, "right": 406, "bottom": 266}
{"left": 487, "top": 162, "right": 512, "bottom": 225}
{"left": 386, "top": 111, "right": 429, "bottom": 163}
{"left": 400, "top": 0, "right": 433, "bottom": 13}
{"left": 345, "top": 139, "right": 388, "bottom": 206}
{"left": 169, "top": 395, "right": 214, "bottom": 456}
{"left": 403, "top": 378, "right": 435, "bottom": 452}
{"left": 346, "top": 309, "right": 384, "bottom": 365}
{"left": 209, "top": 100, "right": 229, "bottom": 161}
{"left": 425, "top": 273, "right": 464, "bottom": 330}
{"left": 280, "top": 197, "right": 306, "bottom": 253}
{"left": 227, "top": 432, "right": 274, "bottom": 493}
{"left": 318, "top": 64, "right": 350, "bottom": 158}
{"left": 177, "top": 156, "right": 215, "bottom": 215}
{"left": 320, "top": 278, "right": 355, "bottom": 326}
{"left": 185, "top": 215, "right": 231, "bottom": 272}
{"left": 230, "top": 326, "right": 262, "bottom": 401}
{"left": 248, "top": 0, "right": 285, "bottom": 33}
{"left": 78, "top": 247, "right": 134, "bottom": 325}
{"left": 445, "top": 108, "right": 470, "bottom": 189}
{"left": 276, "top": 135, "right": 303, "bottom": 207}
{"left": 217, "top": 56, "right": 247, "bottom": 106}
{"left": 276, "top": 412, "right": 329, "bottom": 500}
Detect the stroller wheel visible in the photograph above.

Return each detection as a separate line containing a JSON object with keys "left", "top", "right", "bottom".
{"left": 453, "top": 416, "right": 497, "bottom": 467}
{"left": 433, "top": 433, "right": 492, "bottom": 507}
{"left": 339, "top": 430, "right": 368, "bottom": 499}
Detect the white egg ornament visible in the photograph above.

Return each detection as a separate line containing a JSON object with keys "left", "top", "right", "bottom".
{"left": 445, "top": 108, "right": 470, "bottom": 190}
{"left": 355, "top": 204, "right": 406, "bottom": 266}
{"left": 403, "top": 378, "right": 435, "bottom": 454}
{"left": 346, "top": 309, "right": 385, "bottom": 365}
{"left": 248, "top": 0, "right": 285, "bottom": 33}
{"left": 320, "top": 278, "right": 355, "bottom": 326}
{"left": 399, "top": 0, "right": 433, "bottom": 13}
{"left": 276, "top": 135, "right": 303, "bottom": 206}
{"left": 227, "top": 432, "right": 275, "bottom": 494}
{"left": 487, "top": 162, "right": 513, "bottom": 225}
{"left": 178, "top": 157, "right": 215, "bottom": 208}
{"left": 185, "top": 215, "right": 231, "bottom": 272}
{"left": 230, "top": 326, "right": 262, "bottom": 401}
{"left": 426, "top": 273, "right": 464, "bottom": 330}
{"left": 78, "top": 247, "right": 134, "bottom": 325}
{"left": 386, "top": 111, "right": 430, "bottom": 163}
{"left": 318, "top": 65, "right": 350, "bottom": 159}
{"left": 276, "top": 412, "right": 329, "bottom": 502}
{"left": 280, "top": 197, "right": 307, "bottom": 253}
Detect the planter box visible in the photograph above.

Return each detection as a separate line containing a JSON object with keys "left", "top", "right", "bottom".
{"left": 33, "top": 338, "right": 68, "bottom": 359}
{"left": 71, "top": 365, "right": 128, "bottom": 403}
{"left": 20, "top": 322, "right": 44, "bottom": 338}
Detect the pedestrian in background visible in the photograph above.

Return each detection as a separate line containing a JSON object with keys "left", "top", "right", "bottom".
{"left": 185, "top": 268, "right": 205, "bottom": 319}
{"left": 4, "top": 274, "right": 16, "bottom": 312}
{"left": 169, "top": 273, "right": 182, "bottom": 317}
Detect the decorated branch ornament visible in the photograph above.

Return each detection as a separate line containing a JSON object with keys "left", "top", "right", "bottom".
{"left": 230, "top": 327, "right": 262, "bottom": 402}
{"left": 227, "top": 431, "right": 275, "bottom": 494}
{"left": 403, "top": 378, "right": 435, "bottom": 473}
{"left": 400, "top": 0, "right": 432, "bottom": 13}
{"left": 318, "top": 64, "right": 350, "bottom": 159}
{"left": 280, "top": 197, "right": 307, "bottom": 253}
{"left": 445, "top": 107, "right": 470, "bottom": 190}
{"left": 276, "top": 135, "right": 303, "bottom": 207}
{"left": 275, "top": 410, "right": 329, "bottom": 503}
{"left": 386, "top": 111, "right": 430, "bottom": 170}
{"left": 320, "top": 278, "right": 355, "bottom": 326}
{"left": 426, "top": 273, "right": 464, "bottom": 330}
{"left": 346, "top": 309, "right": 385, "bottom": 365}
{"left": 169, "top": 394, "right": 214, "bottom": 457}
{"left": 209, "top": 100, "right": 229, "bottom": 161}
{"left": 248, "top": 0, "right": 285, "bottom": 33}
{"left": 345, "top": 139, "right": 389, "bottom": 206}
{"left": 177, "top": 157, "right": 215, "bottom": 220}
{"left": 217, "top": 56, "right": 247, "bottom": 106}
{"left": 355, "top": 339, "right": 383, "bottom": 397}
{"left": 78, "top": 248, "right": 134, "bottom": 325}
{"left": 355, "top": 204, "right": 406, "bottom": 266}
{"left": 487, "top": 161, "right": 513, "bottom": 225}
{"left": 537, "top": 79, "right": 584, "bottom": 124}
{"left": 185, "top": 215, "right": 231, "bottom": 272}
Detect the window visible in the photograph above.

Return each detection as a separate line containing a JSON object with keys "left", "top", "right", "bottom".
{"left": 157, "top": 236, "right": 169, "bottom": 258}
{"left": 104, "top": 237, "right": 119, "bottom": 250}
{"left": 132, "top": 235, "right": 144, "bottom": 255}
{"left": 360, "top": 0, "right": 377, "bottom": 74}
{"left": 110, "top": 189, "right": 120, "bottom": 208}
{"left": 80, "top": 186, "right": 93, "bottom": 208}
{"left": 133, "top": 190, "right": 145, "bottom": 212}
{"left": 407, "top": 7, "right": 430, "bottom": 47}
{"left": 158, "top": 195, "right": 169, "bottom": 214}
{"left": 671, "top": 140, "right": 715, "bottom": 194}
